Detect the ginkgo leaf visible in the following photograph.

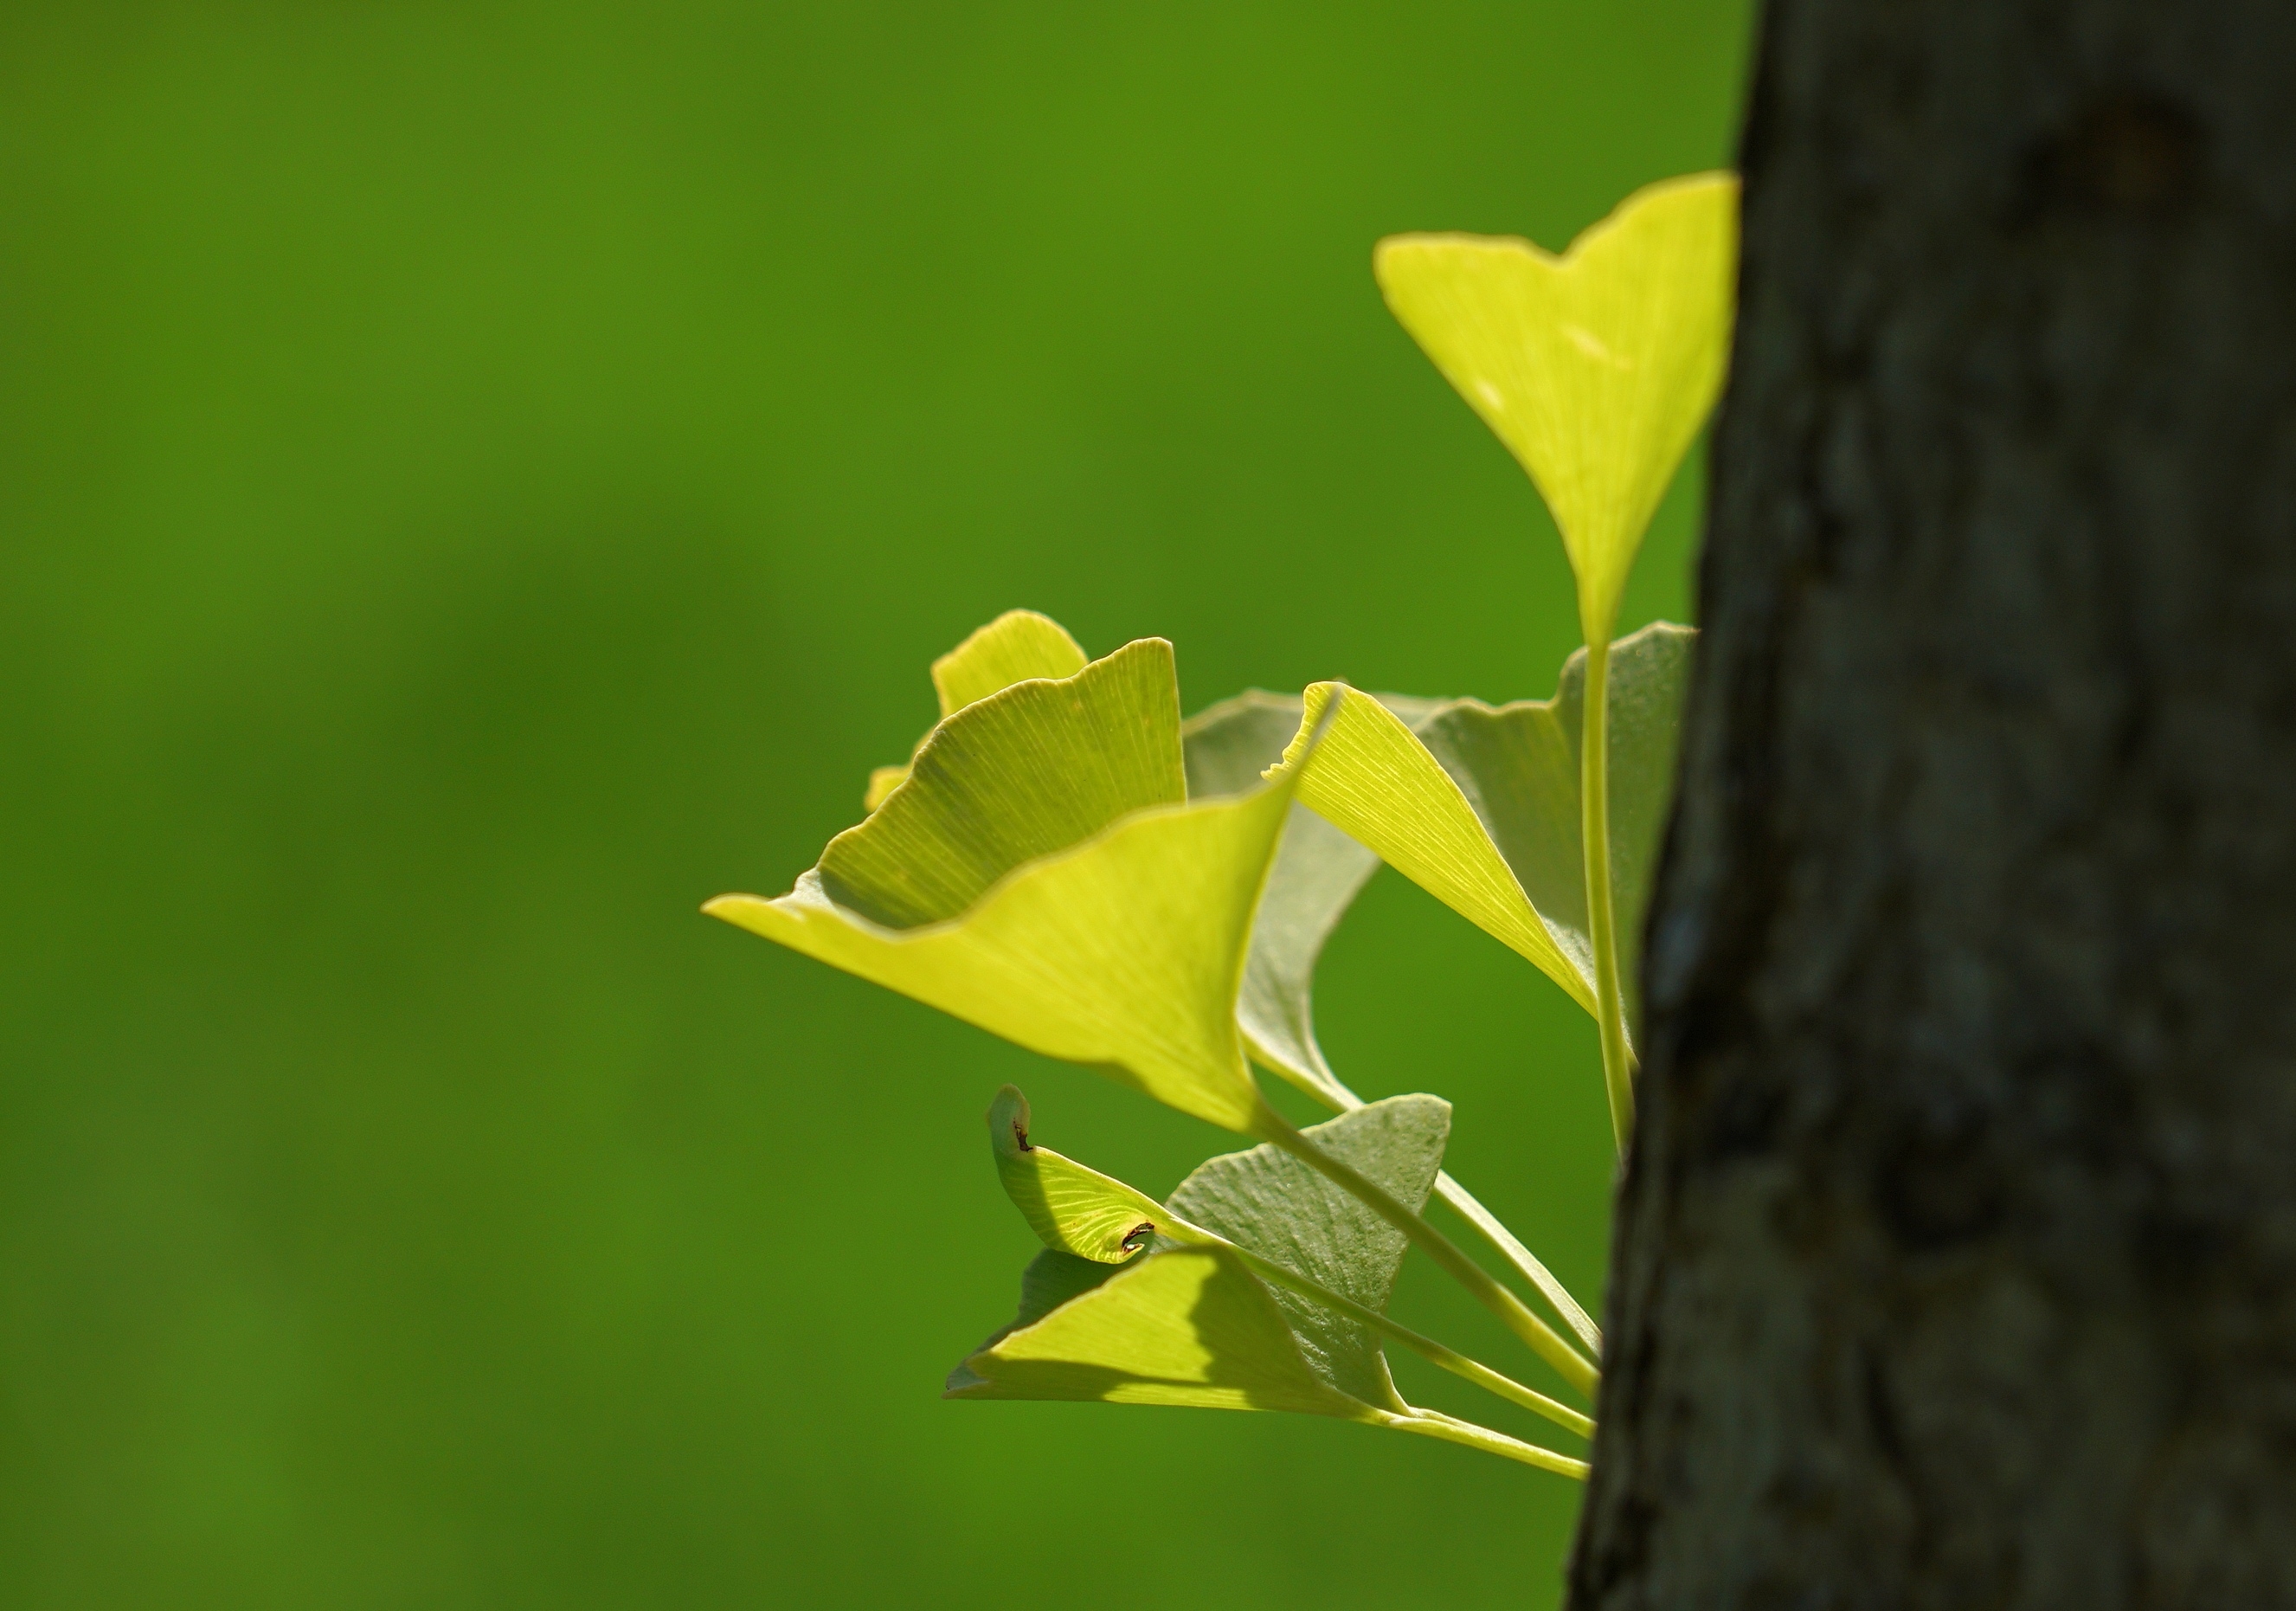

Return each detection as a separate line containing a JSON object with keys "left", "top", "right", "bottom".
{"left": 987, "top": 1086, "right": 1167, "bottom": 1263}
{"left": 708, "top": 635, "right": 1304, "bottom": 1135}
{"left": 863, "top": 609, "right": 1091, "bottom": 809}
{"left": 1270, "top": 621, "right": 1693, "bottom": 1047}
{"left": 932, "top": 609, "right": 1089, "bottom": 716}
{"left": 978, "top": 1081, "right": 1450, "bottom": 1414}
{"left": 942, "top": 1247, "right": 1127, "bottom": 1395}
{"left": 1164, "top": 1095, "right": 1450, "bottom": 1414}
{"left": 948, "top": 1244, "right": 1386, "bottom": 1420}
{"left": 954, "top": 1092, "right": 1412, "bottom": 1421}
{"left": 1272, "top": 682, "right": 1593, "bottom": 1012}
{"left": 1187, "top": 691, "right": 1608, "bottom": 1357}
{"left": 1183, "top": 689, "right": 1437, "bottom": 1106}
{"left": 823, "top": 637, "right": 1184, "bottom": 928}
{"left": 1376, "top": 173, "right": 1737, "bottom": 643}
{"left": 955, "top": 1089, "right": 1592, "bottom": 1470}
{"left": 1412, "top": 621, "right": 1693, "bottom": 1043}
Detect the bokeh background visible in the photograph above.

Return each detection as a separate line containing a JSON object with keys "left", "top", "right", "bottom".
{"left": 1, "top": 3, "right": 1751, "bottom": 1606}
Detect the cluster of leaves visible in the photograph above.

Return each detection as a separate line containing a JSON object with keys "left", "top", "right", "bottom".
{"left": 708, "top": 174, "right": 1737, "bottom": 1478}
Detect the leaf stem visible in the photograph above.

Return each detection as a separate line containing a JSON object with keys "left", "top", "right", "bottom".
{"left": 1271, "top": 1063, "right": 1605, "bottom": 1362}
{"left": 1257, "top": 1111, "right": 1599, "bottom": 1397}
{"left": 1379, "top": 1408, "right": 1589, "bottom": 1479}
{"left": 1210, "top": 1238, "right": 1592, "bottom": 1439}
{"left": 1428, "top": 1173, "right": 1604, "bottom": 1360}
{"left": 1581, "top": 635, "right": 1635, "bottom": 1153}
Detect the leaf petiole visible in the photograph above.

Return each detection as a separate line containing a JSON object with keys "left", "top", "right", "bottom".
{"left": 1197, "top": 1232, "right": 1592, "bottom": 1439}
{"left": 1268, "top": 1066, "right": 1605, "bottom": 1363}
{"left": 1430, "top": 1173, "right": 1604, "bottom": 1360}
{"left": 1581, "top": 635, "right": 1636, "bottom": 1154}
{"left": 1257, "top": 1109, "right": 1599, "bottom": 1396}
{"left": 1379, "top": 1408, "right": 1589, "bottom": 1479}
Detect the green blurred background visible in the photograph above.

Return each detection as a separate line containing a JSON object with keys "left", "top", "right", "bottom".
{"left": 0, "top": 3, "right": 1749, "bottom": 1605}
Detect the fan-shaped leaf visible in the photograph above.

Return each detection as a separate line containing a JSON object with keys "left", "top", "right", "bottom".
{"left": 959, "top": 1095, "right": 1446, "bottom": 1420}
{"left": 1272, "top": 681, "right": 1593, "bottom": 1011}
{"left": 1376, "top": 173, "right": 1737, "bottom": 642}
{"left": 987, "top": 1086, "right": 1168, "bottom": 1263}
{"left": 1165, "top": 1095, "right": 1449, "bottom": 1413}
{"left": 708, "top": 633, "right": 1301, "bottom": 1134}
{"left": 954, "top": 1091, "right": 1590, "bottom": 1471}
{"left": 942, "top": 1248, "right": 1126, "bottom": 1397}
{"left": 1183, "top": 690, "right": 1436, "bottom": 1105}
{"left": 932, "top": 609, "right": 1089, "bottom": 716}
{"left": 1271, "top": 622, "right": 1692, "bottom": 1046}
{"left": 865, "top": 610, "right": 1091, "bottom": 808}
{"left": 948, "top": 1244, "right": 1384, "bottom": 1419}
{"left": 974, "top": 1085, "right": 1449, "bottom": 1414}
{"left": 1188, "top": 693, "right": 1610, "bottom": 1356}
{"left": 825, "top": 637, "right": 1184, "bottom": 928}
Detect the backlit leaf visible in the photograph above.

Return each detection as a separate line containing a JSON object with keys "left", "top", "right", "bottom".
{"left": 1183, "top": 690, "right": 1435, "bottom": 1105}
{"left": 863, "top": 609, "right": 1090, "bottom": 808}
{"left": 1191, "top": 695, "right": 1611, "bottom": 1355}
{"left": 1272, "top": 681, "right": 1593, "bottom": 1012}
{"left": 942, "top": 1248, "right": 1124, "bottom": 1395}
{"left": 1376, "top": 173, "right": 1737, "bottom": 642}
{"left": 951, "top": 1092, "right": 1591, "bottom": 1472}
{"left": 709, "top": 629, "right": 1299, "bottom": 1134}
{"left": 1412, "top": 622, "right": 1693, "bottom": 1042}
{"left": 823, "top": 637, "right": 1184, "bottom": 929}
{"left": 967, "top": 1087, "right": 1447, "bottom": 1416}
{"left": 932, "top": 609, "right": 1089, "bottom": 716}
{"left": 1272, "top": 622, "right": 1692, "bottom": 1046}
{"left": 947, "top": 1244, "right": 1383, "bottom": 1419}
{"left": 987, "top": 1086, "right": 1167, "bottom": 1263}
{"left": 1164, "top": 1095, "right": 1449, "bottom": 1412}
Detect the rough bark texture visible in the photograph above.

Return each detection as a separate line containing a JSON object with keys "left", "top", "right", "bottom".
{"left": 1570, "top": 3, "right": 2296, "bottom": 1608}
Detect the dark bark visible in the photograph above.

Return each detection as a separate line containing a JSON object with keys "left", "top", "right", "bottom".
{"left": 1570, "top": 3, "right": 2296, "bottom": 1608}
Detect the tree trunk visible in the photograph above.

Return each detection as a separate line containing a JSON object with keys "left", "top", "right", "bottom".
{"left": 1569, "top": 3, "right": 2296, "bottom": 1608}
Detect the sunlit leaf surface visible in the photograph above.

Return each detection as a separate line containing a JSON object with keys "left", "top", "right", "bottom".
{"left": 825, "top": 637, "right": 1184, "bottom": 929}
{"left": 709, "top": 623, "right": 1297, "bottom": 1133}
{"left": 1188, "top": 692, "right": 1610, "bottom": 1356}
{"left": 954, "top": 1097, "right": 1447, "bottom": 1421}
{"left": 1183, "top": 690, "right": 1434, "bottom": 1105}
{"left": 1272, "top": 622, "right": 1692, "bottom": 1045}
{"left": 987, "top": 1086, "right": 1168, "bottom": 1263}
{"left": 865, "top": 610, "right": 1090, "bottom": 808}
{"left": 1164, "top": 1095, "right": 1450, "bottom": 1412}
{"left": 1376, "top": 174, "right": 1737, "bottom": 641}
{"left": 931, "top": 609, "right": 1089, "bottom": 716}
{"left": 948, "top": 1244, "right": 1382, "bottom": 1418}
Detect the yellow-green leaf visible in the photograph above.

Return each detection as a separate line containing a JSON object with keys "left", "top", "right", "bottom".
{"left": 978, "top": 1084, "right": 1450, "bottom": 1415}
{"left": 987, "top": 1086, "right": 1167, "bottom": 1263}
{"left": 862, "top": 609, "right": 1091, "bottom": 808}
{"left": 1376, "top": 172, "right": 1738, "bottom": 643}
{"left": 1414, "top": 622, "right": 1692, "bottom": 1044}
{"left": 942, "top": 1247, "right": 1129, "bottom": 1396}
{"left": 708, "top": 631, "right": 1303, "bottom": 1133}
{"left": 1183, "top": 689, "right": 1436, "bottom": 1104}
{"left": 931, "top": 609, "right": 1088, "bottom": 716}
{"left": 1184, "top": 689, "right": 1608, "bottom": 1356}
{"left": 954, "top": 1091, "right": 1592, "bottom": 1472}
{"left": 948, "top": 1244, "right": 1384, "bottom": 1419}
{"left": 709, "top": 785, "right": 1290, "bottom": 1132}
{"left": 1271, "top": 681, "right": 1595, "bottom": 1013}
{"left": 1270, "top": 622, "right": 1693, "bottom": 1046}
{"left": 1164, "top": 1094, "right": 1449, "bottom": 1414}
{"left": 823, "top": 637, "right": 1184, "bottom": 928}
